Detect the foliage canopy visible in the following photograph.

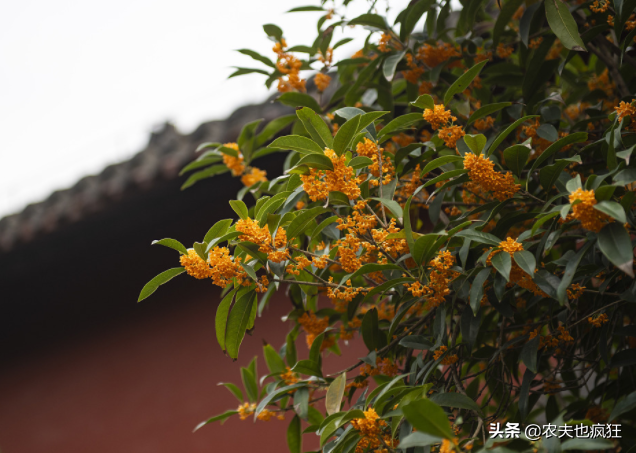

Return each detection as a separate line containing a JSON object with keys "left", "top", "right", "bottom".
{"left": 140, "top": 0, "right": 636, "bottom": 451}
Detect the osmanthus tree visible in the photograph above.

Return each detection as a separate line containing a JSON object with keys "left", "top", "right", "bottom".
{"left": 138, "top": 0, "right": 636, "bottom": 451}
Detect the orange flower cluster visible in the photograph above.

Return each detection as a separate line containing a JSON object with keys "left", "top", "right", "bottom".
{"left": 256, "top": 408, "right": 285, "bottom": 421}
{"left": 180, "top": 249, "right": 214, "bottom": 279}
{"left": 405, "top": 251, "right": 458, "bottom": 307}
{"left": 378, "top": 33, "right": 391, "bottom": 52}
{"left": 180, "top": 248, "right": 249, "bottom": 288}
{"left": 339, "top": 317, "right": 362, "bottom": 340}
{"left": 496, "top": 43, "right": 513, "bottom": 59}
{"left": 356, "top": 138, "right": 395, "bottom": 185}
{"left": 237, "top": 402, "right": 256, "bottom": 420}
{"left": 568, "top": 188, "right": 611, "bottom": 232}
{"left": 281, "top": 366, "right": 299, "bottom": 385}
{"left": 588, "top": 313, "right": 609, "bottom": 327}
{"left": 590, "top": 0, "right": 609, "bottom": 12}
{"left": 586, "top": 406, "right": 609, "bottom": 423}
{"left": 423, "top": 104, "right": 455, "bottom": 130}
{"left": 236, "top": 218, "right": 290, "bottom": 262}
{"left": 221, "top": 142, "right": 268, "bottom": 186}
{"left": 351, "top": 409, "right": 394, "bottom": 453}
{"left": 433, "top": 346, "right": 458, "bottom": 365}
{"left": 547, "top": 39, "right": 563, "bottom": 60}
{"left": 474, "top": 116, "right": 495, "bottom": 131}
{"left": 297, "top": 311, "right": 329, "bottom": 347}
{"left": 327, "top": 278, "right": 365, "bottom": 311}
{"left": 416, "top": 42, "right": 460, "bottom": 68}
{"left": 241, "top": 167, "right": 267, "bottom": 187}
{"left": 463, "top": 152, "right": 520, "bottom": 201}
{"left": 273, "top": 39, "right": 306, "bottom": 92}
{"left": 616, "top": 101, "right": 636, "bottom": 122}
{"left": 567, "top": 283, "right": 586, "bottom": 299}
{"left": 402, "top": 53, "right": 424, "bottom": 84}
{"left": 360, "top": 357, "right": 399, "bottom": 377}
{"left": 438, "top": 124, "right": 466, "bottom": 149}
{"left": 286, "top": 255, "right": 311, "bottom": 276}
{"left": 315, "top": 72, "right": 331, "bottom": 92}
{"left": 300, "top": 149, "right": 362, "bottom": 201}
{"left": 529, "top": 37, "right": 543, "bottom": 49}
{"left": 544, "top": 378, "right": 561, "bottom": 395}
{"left": 222, "top": 143, "right": 245, "bottom": 176}
{"left": 588, "top": 69, "right": 615, "bottom": 97}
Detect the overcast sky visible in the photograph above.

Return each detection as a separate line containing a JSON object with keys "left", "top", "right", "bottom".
{"left": 0, "top": 0, "right": 431, "bottom": 217}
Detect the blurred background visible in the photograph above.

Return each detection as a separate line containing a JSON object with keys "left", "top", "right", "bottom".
{"left": 0, "top": 0, "right": 420, "bottom": 451}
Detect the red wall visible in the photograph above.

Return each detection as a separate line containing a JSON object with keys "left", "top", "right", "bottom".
{"left": 0, "top": 286, "right": 365, "bottom": 452}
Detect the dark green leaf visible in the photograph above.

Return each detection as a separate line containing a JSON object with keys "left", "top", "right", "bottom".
{"left": 297, "top": 107, "right": 333, "bottom": 149}
{"left": 152, "top": 238, "right": 188, "bottom": 255}
{"left": 278, "top": 92, "right": 322, "bottom": 113}
{"left": 204, "top": 219, "right": 233, "bottom": 244}
{"left": 503, "top": 145, "right": 531, "bottom": 177}
{"left": 430, "top": 392, "right": 483, "bottom": 416}
{"left": 333, "top": 115, "right": 361, "bottom": 156}
{"left": 230, "top": 200, "right": 249, "bottom": 220}
{"left": 287, "top": 415, "right": 302, "bottom": 453}
{"left": 493, "top": 0, "right": 526, "bottom": 46}
{"left": 411, "top": 94, "right": 435, "bottom": 111}
{"left": 521, "top": 335, "right": 540, "bottom": 373}
{"left": 491, "top": 252, "right": 512, "bottom": 281}
{"left": 467, "top": 102, "right": 512, "bottom": 125}
{"left": 138, "top": 268, "right": 185, "bottom": 302}
{"left": 544, "top": 0, "right": 587, "bottom": 51}
{"left": 598, "top": 223, "right": 635, "bottom": 277}
{"left": 226, "top": 290, "right": 256, "bottom": 359}
{"left": 402, "top": 399, "right": 454, "bottom": 440}
{"left": 443, "top": 60, "right": 487, "bottom": 106}
{"left": 514, "top": 251, "right": 536, "bottom": 277}
{"left": 470, "top": 268, "right": 491, "bottom": 315}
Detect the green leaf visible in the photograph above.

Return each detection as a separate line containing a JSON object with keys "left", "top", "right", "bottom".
{"left": 237, "top": 48, "right": 276, "bottom": 68}
{"left": 297, "top": 107, "right": 333, "bottom": 149}
{"left": 326, "top": 372, "right": 346, "bottom": 416}
{"left": 193, "top": 410, "right": 238, "bottom": 432}
{"left": 229, "top": 67, "right": 270, "bottom": 78}
{"left": 529, "top": 131, "right": 587, "bottom": 176}
{"left": 413, "top": 234, "right": 439, "bottom": 264}
{"left": 287, "top": 415, "right": 302, "bottom": 453}
{"left": 370, "top": 197, "right": 404, "bottom": 221}
{"left": 598, "top": 223, "right": 635, "bottom": 277}
{"left": 152, "top": 238, "right": 188, "bottom": 255}
{"left": 270, "top": 135, "right": 324, "bottom": 155}
{"left": 383, "top": 51, "right": 406, "bottom": 81}
{"left": 399, "top": 335, "right": 434, "bottom": 349}
{"left": 278, "top": 92, "right": 322, "bottom": 113}
{"left": 341, "top": 263, "right": 404, "bottom": 286}
{"left": 514, "top": 251, "right": 536, "bottom": 277}
{"left": 263, "top": 23, "right": 283, "bottom": 40}
{"left": 333, "top": 115, "right": 361, "bottom": 156}
{"left": 503, "top": 145, "right": 531, "bottom": 177}
{"left": 544, "top": 0, "right": 587, "bottom": 51}
{"left": 467, "top": 102, "right": 512, "bottom": 125}
{"left": 491, "top": 252, "right": 512, "bottom": 281}
{"left": 540, "top": 160, "right": 572, "bottom": 191}
{"left": 138, "top": 268, "right": 186, "bottom": 302}
{"left": 402, "top": 399, "right": 454, "bottom": 440}
{"left": 361, "top": 308, "right": 385, "bottom": 352}
{"left": 486, "top": 115, "right": 539, "bottom": 156}
{"left": 423, "top": 169, "right": 469, "bottom": 188}
{"left": 288, "top": 5, "right": 325, "bottom": 12}
{"left": 398, "top": 432, "right": 443, "bottom": 449}
{"left": 557, "top": 241, "right": 592, "bottom": 305}
{"left": 256, "top": 115, "right": 297, "bottom": 147}
{"left": 493, "top": 0, "right": 525, "bottom": 46}
{"left": 420, "top": 155, "right": 463, "bottom": 176}
{"left": 255, "top": 383, "right": 306, "bottom": 417}
{"left": 594, "top": 201, "right": 627, "bottom": 223}
{"left": 241, "top": 366, "right": 258, "bottom": 402}
{"left": 429, "top": 392, "right": 483, "bottom": 416}
{"left": 401, "top": 0, "right": 435, "bottom": 40}
{"left": 455, "top": 229, "right": 500, "bottom": 246}
{"left": 230, "top": 200, "right": 249, "bottom": 220}
{"left": 443, "top": 60, "right": 487, "bottom": 106}
{"left": 411, "top": 94, "right": 435, "bottom": 111}
{"left": 349, "top": 156, "right": 374, "bottom": 169}
{"left": 610, "top": 390, "right": 636, "bottom": 421}
{"left": 204, "top": 219, "right": 233, "bottom": 244}
{"left": 287, "top": 207, "right": 329, "bottom": 239}
{"left": 292, "top": 359, "right": 322, "bottom": 377}
{"left": 521, "top": 335, "right": 540, "bottom": 373}
{"left": 181, "top": 164, "right": 229, "bottom": 189}
{"left": 294, "top": 153, "right": 334, "bottom": 171}
{"left": 463, "top": 134, "right": 487, "bottom": 155}
{"left": 218, "top": 382, "right": 244, "bottom": 402}
{"left": 348, "top": 13, "right": 387, "bottom": 29}
{"left": 470, "top": 268, "right": 491, "bottom": 315}
{"left": 225, "top": 290, "right": 256, "bottom": 359}
{"left": 377, "top": 113, "right": 423, "bottom": 140}
{"left": 216, "top": 289, "right": 237, "bottom": 350}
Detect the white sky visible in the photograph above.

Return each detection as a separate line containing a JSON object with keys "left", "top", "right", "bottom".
{"left": 0, "top": 0, "right": 433, "bottom": 217}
